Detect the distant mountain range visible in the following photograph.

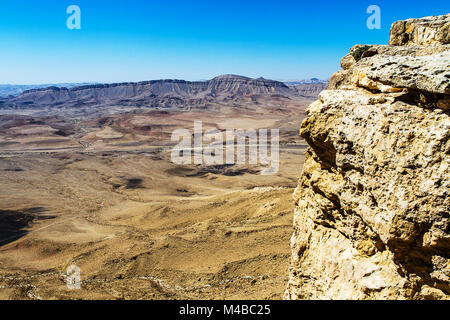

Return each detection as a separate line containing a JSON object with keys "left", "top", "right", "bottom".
{"left": 282, "top": 78, "right": 328, "bottom": 86}
{"left": 0, "top": 75, "right": 328, "bottom": 111}
{"left": 0, "top": 83, "right": 95, "bottom": 98}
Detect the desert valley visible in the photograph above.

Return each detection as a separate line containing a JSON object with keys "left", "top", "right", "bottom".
{"left": 0, "top": 75, "right": 321, "bottom": 299}
{"left": 1, "top": 11, "right": 449, "bottom": 301}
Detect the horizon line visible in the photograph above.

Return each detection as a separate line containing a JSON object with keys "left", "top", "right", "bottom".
{"left": 0, "top": 75, "right": 330, "bottom": 87}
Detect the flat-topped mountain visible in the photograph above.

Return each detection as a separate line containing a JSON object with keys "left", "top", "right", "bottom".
{"left": 0, "top": 75, "right": 323, "bottom": 111}
{"left": 289, "top": 82, "right": 328, "bottom": 98}
{"left": 2, "top": 75, "right": 286, "bottom": 108}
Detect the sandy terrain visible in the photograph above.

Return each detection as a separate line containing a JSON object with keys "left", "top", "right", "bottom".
{"left": 0, "top": 104, "right": 309, "bottom": 300}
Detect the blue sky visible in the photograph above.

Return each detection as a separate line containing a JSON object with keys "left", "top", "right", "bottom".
{"left": 0, "top": 0, "right": 448, "bottom": 84}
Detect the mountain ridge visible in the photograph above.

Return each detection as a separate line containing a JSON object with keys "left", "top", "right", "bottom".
{"left": 0, "top": 83, "right": 95, "bottom": 98}
{"left": 1, "top": 75, "right": 324, "bottom": 110}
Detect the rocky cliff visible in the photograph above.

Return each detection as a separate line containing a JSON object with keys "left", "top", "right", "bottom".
{"left": 285, "top": 14, "right": 449, "bottom": 300}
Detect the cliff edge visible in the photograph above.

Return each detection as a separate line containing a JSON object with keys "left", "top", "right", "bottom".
{"left": 285, "top": 14, "right": 449, "bottom": 300}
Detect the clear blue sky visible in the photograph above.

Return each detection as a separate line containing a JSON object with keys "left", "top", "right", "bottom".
{"left": 0, "top": 0, "right": 448, "bottom": 84}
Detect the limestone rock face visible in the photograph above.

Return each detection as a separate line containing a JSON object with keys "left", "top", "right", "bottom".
{"left": 285, "top": 14, "right": 450, "bottom": 300}
{"left": 389, "top": 14, "right": 449, "bottom": 46}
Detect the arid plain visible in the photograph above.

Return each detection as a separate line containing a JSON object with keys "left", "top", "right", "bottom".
{"left": 0, "top": 86, "right": 313, "bottom": 299}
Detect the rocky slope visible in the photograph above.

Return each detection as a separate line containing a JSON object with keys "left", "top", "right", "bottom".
{"left": 285, "top": 14, "right": 449, "bottom": 300}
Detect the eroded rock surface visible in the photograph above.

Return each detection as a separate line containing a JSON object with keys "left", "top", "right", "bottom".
{"left": 389, "top": 14, "right": 449, "bottom": 46}
{"left": 286, "top": 14, "right": 450, "bottom": 300}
